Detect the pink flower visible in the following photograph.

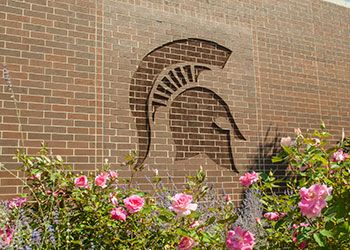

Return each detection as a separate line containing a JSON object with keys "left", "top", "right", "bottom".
{"left": 332, "top": 149, "right": 348, "bottom": 162}
{"left": 95, "top": 173, "right": 109, "bottom": 188}
{"left": 299, "top": 241, "right": 308, "bottom": 249}
{"left": 225, "top": 194, "right": 232, "bottom": 202}
{"left": 312, "top": 138, "right": 321, "bottom": 146}
{"left": 189, "top": 221, "right": 201, "bottom": 228}
{"left": 239, "top": 172, "right": 259, "bottom": 187}
{"left": 177, "top": 236, "right": 197, "bottom": 250}
{"left": 263, "top": 212, "right": 280, "bottom": 221}
{"left": 298, "top": 184, "right": 332, "bottom": 218}
{"left": 123, "top": 195, "right": 145, "bottom": 214}
{"left": 255, "top": 218, "right": 261, "bottom": 224}
{"left": 279, "top": 212, "right": 287, "bottom": 218}
{"left": 109, "top": 193, "right": 118, "bottom": 206}
{"left": 226, "top": 227, "right": 255, "bottom": 250}
{"left": 32, "top": 172, "right": 41, "bottom": 180}
{"left": 0, "top": 226, "right": 13, "bottom": 246}
{"left": 292, "top": 223, "right": 309, "bottom": 249}
{"left": 280, "top": 136, "right": 294, "bottom": 147}
{"left": 108, "top": 170, "right": 118, "bottom": 179}
{"left": 169, "top": 193, "right": 198, "bottom": 216}
{"left": 53, "top": 190, "right": 64, "bottom": 197}
{"left": 110, "top": 207, "right": 127, "bottom": 221}
{"left": 8, "top": 197, "right": 27, "bottom": 209}
{"left": 74, "top": 175, "right": 89, "bottom": 188}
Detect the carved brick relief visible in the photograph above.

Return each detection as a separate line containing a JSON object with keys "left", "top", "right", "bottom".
{"left": 129, "top": 38, "right": 245, "bottom": 171}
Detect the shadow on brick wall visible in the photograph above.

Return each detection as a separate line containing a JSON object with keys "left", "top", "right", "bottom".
{"left": 251, "top": 125, "right": 288, "bottom": 176}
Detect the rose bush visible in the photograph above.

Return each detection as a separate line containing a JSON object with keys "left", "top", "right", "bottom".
{"left": 0, "top": 125, "right": 349, "bottom": 249}
{"left": 0, "top": 146, "right": 242, "bottom": 249}
{"left": 248, "top": 125, "right": 350, "bottom": 249}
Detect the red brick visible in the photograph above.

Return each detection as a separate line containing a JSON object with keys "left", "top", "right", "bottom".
{"left": 0, "top": 0, "right": 348, "bottom": 203}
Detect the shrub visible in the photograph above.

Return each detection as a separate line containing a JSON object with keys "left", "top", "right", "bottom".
{"left": 0, "top": 126, "right": 349, "bottom": 249}
{"left": 252, "top": 126, "right": 350, "bottom": 249}
{"left": 0, "top": 146, "right": 240, "bottom": 249}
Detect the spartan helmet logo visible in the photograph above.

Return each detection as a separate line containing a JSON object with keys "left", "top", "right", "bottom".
{"left": 130, "top": 38, "right": 245, "bottom": 172}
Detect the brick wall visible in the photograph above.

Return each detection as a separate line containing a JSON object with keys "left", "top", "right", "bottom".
{"left": 0, "top": 0, "right": 349, "bottom": 201}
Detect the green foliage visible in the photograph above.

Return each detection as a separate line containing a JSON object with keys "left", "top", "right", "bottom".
{"left": 2, "top": 150, "right": 235, "bottom": 249}
{"left": 255, "top": 128, "right": 350, "bottom": 249}
{"left": 1, "top": 127, "right": 349, "bottom": 249}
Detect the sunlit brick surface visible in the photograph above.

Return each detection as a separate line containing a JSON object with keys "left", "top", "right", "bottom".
{"left": 0, "top": 0, "right": 349, "bottom": 201}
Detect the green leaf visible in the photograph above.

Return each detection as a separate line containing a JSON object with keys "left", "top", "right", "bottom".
{"left": 83, "top": 206, "right": 94, "bottom": 212}
{"left": 206, "top": 216, "right": 216, "bottom": 226}
{"left": 274, "top": 219, "right": 284, "bottom": 229}
{"left": 260, "top": 172, "right": 269, "bottom": 181}
{"left": 175, "top": 228, "right": 188, "bottom": 237}
{"left": 201, "top": 232, "right": 212, "bottom": 243}
{"left": 271, "top": 156, "right": 283, "bottom": 163}
{"left": 271, "top": 183, "right": 281, "bottom": 188}
{"left": 282, "top": 145, "right": 294, "bottom": 155}
{"left": 31, "top": 169, "right": 42, "bottom": 175}
{"left": 70, "top": 240, "right": 83, "bottom": 246}
{"left": 331, "top": 164, "right": 341, "bottom": 170}
{"left": 158, "top": 215, "right": 170, "bottom": 222}
{"left": 343, "top": 221, "right": 350, "bottom": 233}
{"left": 320, "top": 229, "right": 333, "bottom": 238}
{"left": 313, "top": 233, "right": 325, "bottom": 247}
{"left": 313, "top": 155, "right": 328, "bottom": 166}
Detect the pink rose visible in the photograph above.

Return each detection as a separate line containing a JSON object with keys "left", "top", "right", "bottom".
{"left": 109, "top": 193, "right": 118, "bottom": 206}
{"left": 225, "top": 194, "right": 232, "bottom": 202}
{"left": 123, "top": 195, "right": 145, "bottom": 214}
{"left": 74, "top": 175, "right": 89, "bottom": 188}
{"left": 8, "top": 197, "right": 27, "bottom": 209}
{"left": 255, "top": 217, "right": 261, "bottom": 224}
{"left": 169, "top": 193, "right": 198, "bottom": 216}
{"left": 95, "top": 173, "right": 109, "bottom": 188}
{"left": 299, "top": 241, "right": 308, "bottom": 249}
{"left": 239, "top": 172, "right": 259, "bottom": 187}
{"left": 263, "top": 212, "right": 280, "bottom": 221}
{"left": 280, "top": 136, "right": 294, "bottom": 147}
{"left": 31, "top": 172, "right": 41, "bottom": 180}
{"left": 108, "top": 170, "right": 118, "bottom": 179}
{"left": 332, "top": 149, "right": 348, "bottom": 162}
{"left": 298, "top": 184, "right": 332, "bottom": 218}
{"left": 292, "top": 223, "right": 309, "bottom": 249}
{"left": 279, "top": 212, "right": 287, "bottom": 218}
{"left": 189, "top": 220, "right": 201, "bottom": 228}
{"left": 110, "top": 207, "right": 127, "bottom": 221}
{"left": 226, "top": 226, "right": 255, "bottom": 250}
{"left": 177, "top": 236, "right": 197, "bottom": 250}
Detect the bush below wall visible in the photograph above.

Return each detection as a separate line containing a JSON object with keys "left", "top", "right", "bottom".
{"left": 0, "top": 127, "right": 349, "bottom": 249}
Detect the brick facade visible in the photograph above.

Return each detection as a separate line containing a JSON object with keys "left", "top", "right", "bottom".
{"left": 0, "top": 0, "right": 349, "bottom": 201}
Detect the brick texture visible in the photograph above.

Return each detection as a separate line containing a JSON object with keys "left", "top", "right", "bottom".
{"left": 0, "top": 0, "right": 349, "bottom": 202}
